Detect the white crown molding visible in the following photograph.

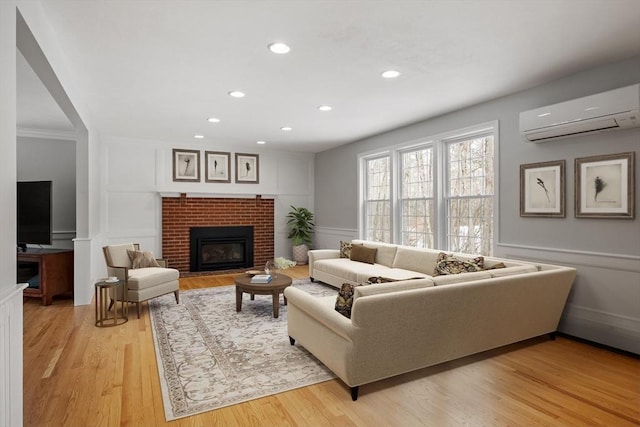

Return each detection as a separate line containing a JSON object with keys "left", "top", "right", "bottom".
{"left": 17, "top": 127, "right": 76, "bottom": 141}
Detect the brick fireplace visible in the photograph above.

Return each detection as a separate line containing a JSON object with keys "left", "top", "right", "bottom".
{"left": 162, "top": 195, "right": 274, "bottom": 274}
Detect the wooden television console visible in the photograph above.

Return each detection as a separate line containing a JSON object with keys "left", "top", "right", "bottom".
{"left": 18, "top": 248, "right": 74, "bottom": 306}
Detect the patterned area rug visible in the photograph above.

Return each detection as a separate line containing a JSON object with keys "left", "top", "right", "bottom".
{"left": 149, "top": 278, "right": 337, "bottom": 421}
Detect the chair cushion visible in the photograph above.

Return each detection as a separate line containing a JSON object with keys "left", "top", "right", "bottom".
{"left": 127, "top": 267, "right": 180, "bottom": 290}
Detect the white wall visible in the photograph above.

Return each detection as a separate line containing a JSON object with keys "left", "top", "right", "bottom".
{"left": 314, "top": 56, "right": 640, "bottom": 353}
{"left": 17, "top": 1, "right": 103, "bottom": 306}
{"left": 17, "top": 136, "right": 76, "bottom": 249}
{"left": 102, "top": 136, "right": 314, "bottom": 272}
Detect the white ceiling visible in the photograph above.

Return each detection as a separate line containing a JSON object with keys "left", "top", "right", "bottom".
{"left": 17, "top": 0, "right": 640, "bottom": 152}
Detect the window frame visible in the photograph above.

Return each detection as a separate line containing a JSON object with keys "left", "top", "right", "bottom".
{"left": 358, "top": 121, "right": 499, "bottom": 255}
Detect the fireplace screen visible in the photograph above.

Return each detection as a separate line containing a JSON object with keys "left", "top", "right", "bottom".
{"left": 190, "top": 226, "right": 254, "bottom": 272}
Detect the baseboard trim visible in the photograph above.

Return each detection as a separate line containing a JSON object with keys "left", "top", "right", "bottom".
{"left": 558, "top": 332, "right": 639, "bottom": 359}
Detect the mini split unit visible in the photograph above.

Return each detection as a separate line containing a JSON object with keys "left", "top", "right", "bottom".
{"left": 519, "top": 84, "right": 640, "bottom": 142}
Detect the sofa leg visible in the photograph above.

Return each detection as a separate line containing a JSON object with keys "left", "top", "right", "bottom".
{"left": 137, "top": 302, "right": 141, "bottom": 319}
{"left": 549, "top": 331, "right": 557, "bottom": 340}
{"left": 289, "top": 336, "right": 295, "bottom": 345}
{"left": 350, "top": 386, "right": 359, "bottom": 401}
{"left": 310, "top": 277, "right": 315, "bottom": 282}
{"left": 174, "top": 290, "right": 180, "bottom": 304}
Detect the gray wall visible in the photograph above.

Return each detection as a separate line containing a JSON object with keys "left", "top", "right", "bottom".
{"left": 315, "top": 55, "right": 640, "bottom": 353}
{"left": 17, "top": 136, "right": 76, "bottom": 249}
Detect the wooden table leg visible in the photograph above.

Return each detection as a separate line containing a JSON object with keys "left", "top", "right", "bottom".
{"left": 236, "top": 287, "right": 242, "bottom": 312}
{"left": 272, "top": 290, "right": 280, "bottom": 318}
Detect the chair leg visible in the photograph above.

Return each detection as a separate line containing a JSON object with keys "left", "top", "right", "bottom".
{"left": 174, "top": 290, "right": 180, "bottom": 304}
{"left": 136, "top": 302, "right": 141, "bottom": 319}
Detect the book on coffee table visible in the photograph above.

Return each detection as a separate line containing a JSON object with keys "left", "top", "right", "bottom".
{"left": 250, "top": 274, "right": 272, "bottom": 284}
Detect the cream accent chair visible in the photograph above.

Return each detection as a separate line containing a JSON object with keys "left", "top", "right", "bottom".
{"left": 102, "top": 243, "right": 180, "bottom": 318}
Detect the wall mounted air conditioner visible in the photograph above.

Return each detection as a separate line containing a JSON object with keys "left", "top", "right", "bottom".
{"left": 520, "top": 84, "right": 640, "bottom": 143}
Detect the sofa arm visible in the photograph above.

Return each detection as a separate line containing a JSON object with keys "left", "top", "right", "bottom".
{"left": 284, "top": 287, "right": 354, "bottom": 343}
{"left": 308, "top": 249, "right": 340, "bottom": 278}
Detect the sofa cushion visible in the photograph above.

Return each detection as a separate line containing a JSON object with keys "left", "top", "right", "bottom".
{"left": 354, "top": 278, "right": 434, "bottom": 300}
{"left": 352, "top": 240, "right": 398, "bottom": 267}
{"left": 484, "top": 261, "right": 507, "bottom": 270}
{"left": 433, "top": 253, "right": 484, "bottom": 275}
{"left": 392, "top": 246, "right": 441, "bottom": 275}
{"left": 127, "top": 267, "right": 180, "bottom": 290}
{"left": 314, "top": 258, "right": 388, "bottom": 283}
{"left": 432, "top": 271, "right": 492, "bottom": 286}
{"left": 127, "top": 249, "right": 161, "bottom": 269}
{"left": 488, "top": 265, "right": 538, "bottom": 278}
{"left": 339, "top": 240, "right": 354, "bottom": 258}
{"left": 350, "top": 245, "right": 377, "bottom": 264}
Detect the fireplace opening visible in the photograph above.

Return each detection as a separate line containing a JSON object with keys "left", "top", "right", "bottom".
{"left": 190, "top": 226, "right": 254, "bottom": 272}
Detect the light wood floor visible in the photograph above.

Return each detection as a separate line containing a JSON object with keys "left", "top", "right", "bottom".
{"left": 23, "top": 265, "right": 640, "bottom": 426}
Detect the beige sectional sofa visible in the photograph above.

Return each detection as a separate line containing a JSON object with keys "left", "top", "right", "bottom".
{"left": 284, "top": 240, "right": 576, "bottom": 400}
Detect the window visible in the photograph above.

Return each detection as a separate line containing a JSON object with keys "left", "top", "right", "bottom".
{"left": 446, "top": 135, "right": 494, "bottom": 255}
{"left": 364, "top": 156, "right": 391, "bottom": 242}
{"left": 360, "top": 122, "right": 497, "bottom": 255}
{"left": 400, "top": 147, "right": 434, "bottom": 248}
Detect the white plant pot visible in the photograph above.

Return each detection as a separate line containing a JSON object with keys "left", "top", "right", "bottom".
{"left": 292, "top": 244, "right": 309, "bottom": 265}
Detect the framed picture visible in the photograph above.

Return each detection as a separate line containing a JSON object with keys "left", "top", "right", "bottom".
{"left": 520, "top": 160, "right": 565, "bottom": 217}
{"left": 172, "top": 149, "right": 200, "bottom": 182}
{"left": 205, "top": 151, "right": 231, "bottom": 183}
{"left": 575, "top": 152, "right": 635, "bottom": 219}
{"left": 235, "top": 153, "right": 259, "bottom": 184}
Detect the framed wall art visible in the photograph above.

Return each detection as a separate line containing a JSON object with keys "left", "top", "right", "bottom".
{"left": 520, "top": 160, "right": 565, "bottom": 217}
{"left": 172, "top": 149, "right": 200, "bottom": 182}
{"left": 205, "top": 151, "right": 231, "bottom": 183}
{"left": 235, "top": 153, "right": 259, "bottom": 184}
{"left": 575, "top": 152, "right": 635, "bottom": 219}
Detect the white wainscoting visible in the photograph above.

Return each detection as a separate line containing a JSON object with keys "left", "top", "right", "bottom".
{"left": 0, "top": 284, "right": 27, "bottom": 427}
{"left": 496, "top": 243, "right": 640, "bottom": 354}
{"left": 314, "top": 227, "right": 358, "bottom": 250}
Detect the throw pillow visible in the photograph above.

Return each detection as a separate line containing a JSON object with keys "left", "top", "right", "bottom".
{"left": 433, "top": 252, "right": 484, "bottom": 276}
{"left": 335, "top": 282, "right": 372, "bottom": 318}
{"left": 339, "top": 240, "right": 353, "bottom": 258}
{"left": 367, "top": 276, "right": 424, "bottom": 283}
{"left": 127, "top": 249, "right": 161, "bottom": 269}
{"left": 350, "top": 245, "right": 377, "bottom": 264}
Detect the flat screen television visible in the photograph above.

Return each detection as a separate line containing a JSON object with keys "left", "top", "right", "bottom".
{"left": 17, "top": 180, "right": 53, "bottom": 249}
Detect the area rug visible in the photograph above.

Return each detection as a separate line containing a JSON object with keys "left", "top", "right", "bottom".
{"left": 148, "top": 278, "right": 337, "bottom": 421}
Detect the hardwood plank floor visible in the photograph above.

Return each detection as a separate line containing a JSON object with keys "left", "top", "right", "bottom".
{"left": 23, "top": 265, "right": 640, "bottom": 426}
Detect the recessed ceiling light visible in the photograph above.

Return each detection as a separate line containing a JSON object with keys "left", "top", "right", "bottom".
{"left": 257, "top": 140, "right": 266, "bottom": 145}
{"left": 268, "top": 42, "right": 290, "bottom": 54}
{"left": 194, "top": 134, "right": 204, "bottom": 139}
{"left": 381, "top": 70, "right": 401, "bottom": 79}
{"left": 207, "top": 117, "right": 221, "bottom": 123}
{"left": 228, "top": 91, "right": 245, "bottom": 98}
{"left": 318, "top": 105, "right": 332, "bottom": 111}
{"left": 281, "top": 126, "right": 292, "bottom": 131}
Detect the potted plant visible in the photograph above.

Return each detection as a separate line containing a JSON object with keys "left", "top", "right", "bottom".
{"left": 286, "top": 205, "right": 314, "bottom": 265}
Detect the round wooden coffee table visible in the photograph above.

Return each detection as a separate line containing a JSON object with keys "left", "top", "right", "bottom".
{"left": 234, "top": 273, "right": 292, "bottom": 318}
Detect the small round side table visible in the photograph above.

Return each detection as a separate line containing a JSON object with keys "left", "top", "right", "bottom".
{"left": 95, "top": 279, "right": 128, "bottom": 327}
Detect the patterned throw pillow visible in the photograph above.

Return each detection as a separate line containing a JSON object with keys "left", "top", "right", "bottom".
{"left": 433, "top": 252, "right": 484, "bottom": 276}
{"left": 335, "top": 282, "right": 373, "bottom": 318}
{"left": 339, "top": 240, "right": 353, "bottom": 258}
{"left": 127, "top": 249, "right": 161, "bottom": 269}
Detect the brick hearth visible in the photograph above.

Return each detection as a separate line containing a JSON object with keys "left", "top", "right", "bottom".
{"left": 162, "top": 195, "right": 274, "bottom": 274}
